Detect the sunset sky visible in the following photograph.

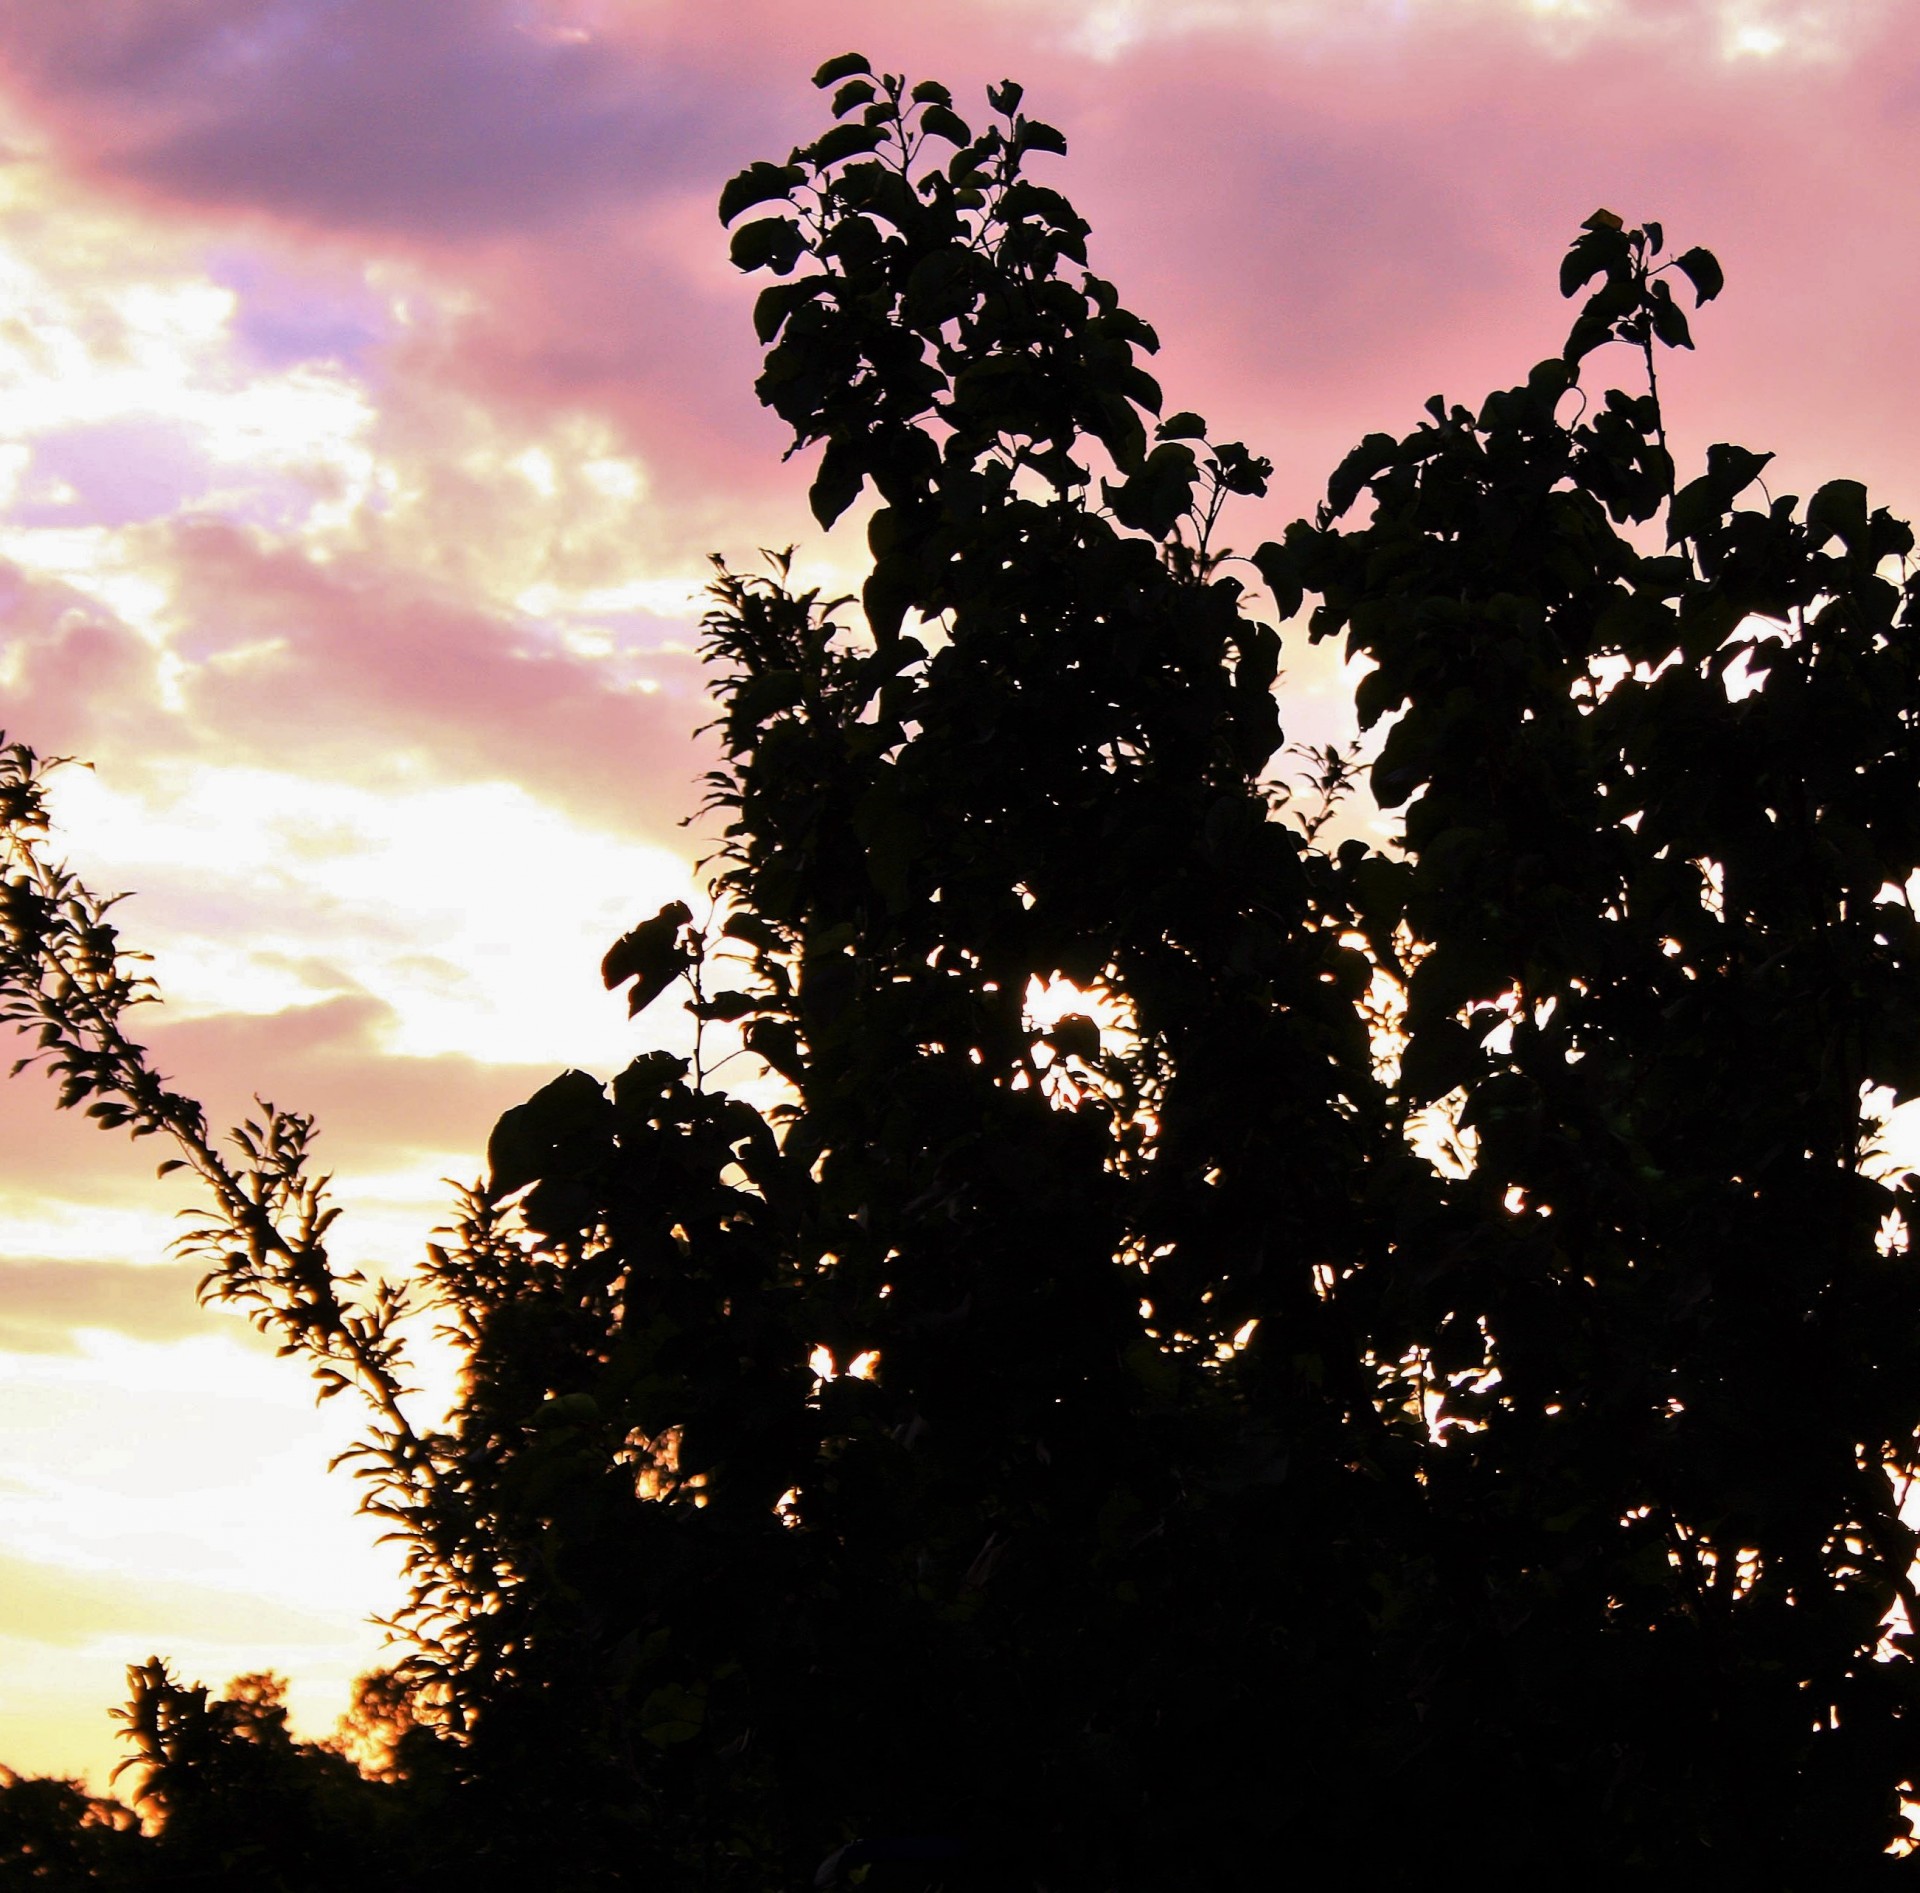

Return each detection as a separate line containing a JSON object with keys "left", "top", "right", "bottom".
{"left": 0, "top": 0, "right": 1914, "bottom": 1787}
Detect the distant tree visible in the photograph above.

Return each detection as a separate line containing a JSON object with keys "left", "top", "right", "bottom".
{"left": 0, "top": 1766, "right": 145, "bottom": 1889}
{"left": 6, "top": 54, "right": 1920, "bottom": 1887}
{"left": 0, "top": 1665, "right": 424, "bottom": 1890}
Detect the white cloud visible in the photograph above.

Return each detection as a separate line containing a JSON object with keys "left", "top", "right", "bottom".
{"left": 39, "top": 760, "right": 698, "bottom": 1065}
{"left": 1022, "top": 0, "right": 1890, "bottom": 60}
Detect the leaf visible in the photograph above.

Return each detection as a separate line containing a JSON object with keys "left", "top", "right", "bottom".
{"left": 1703, "top": 441, "right": 1771, "bottom": 494}
{"left": 812, "top": 52, "right": 872, "bottom": 88}
{"left": 1667, "top": 440, "right": 1773, "bottom": 541}
{"left": 1561, "top": 310, "right": 1613, "bottom": 365}
{"left": 638, "top": 1681, "right": 707, "bottom": 1748}
{"left": 1213, "top": 441, "right": 1271, "bottom": 496}
{"left": 810, "top": 441, "right": 865, "bottom": 529}
{"left": 753, "top": 278, "right": 826, "bottom": 346}
{"left": 602, "top": 901, "right": 694, "bottom": 1017}
{"left": 691, "top": 990, "right": 759, "bottom": 1022}
{"left": 1156, "top": 411, "right": 1208, "bottom": 441}
{"left": 1807, "top": 477, "right": 1870, "bottom": 552}
{"left": 744, "top": 1017, "right": 806, "bottom": 1084}
{"left": 718, "top": 160, "right": 804, "bottom": 226}
{"left": 1234, "top": 618, "right": 1281, "bottom": 693}
{"left": 1559, "top": 233, "right": 1609, "bottom": 299}
{"left": 1665, "top": 476, "right": 1723, "bottom": 544}
{"left": 1647, "top": 280, "right": 1693, "bottom": 349}
{"left": 1017, "top": 119, "right": 1068, "bottom": 156}
{"left": 863, "top": 555, "right": 916, "bottom": 644}
{"left": 1531, "top": 356, "right": 1577, "bottom": 400}
{"left": 1872, "top": 506, "right": 1915, "bottom": 561}
{"left": 488, "top": 1069, "right": 612, "bottom": 1198}
{"left": 1045, "top": 1014, "right": 1101, "bottom": 1061}
{"left": 1398, "top": 1016, "right": 1481, "bottom": 1107}
{"left": 1102, "top": 441, "right": 1198, "bottom": 540}
{"left": 532, "top": 1392, "right": 598, "bottom": 1430}
{"left": 1325, "top": 432, "right": 1399, "bottom": 518}
{"left": 1251, "top": 540, "right": 1304, "bottom": 619}
{"left": 909, "top": 80, "right": 953, "bottom": 106}
{"left": 1124, "top": 1339, "right": 1179, "bottom": 1401}
{"left": 919, "top": 104, "right": 973, "bottom": 147}
{"left": 853, "top": 782, "right": 926, "bottom": 908}
{"left": 1582, "top": 207, "right": 1624, "bottom": 231}
{"left": 729, "top": 216, "right": 806, "bottom": 275}
{"left": 722, "top": 912, "right": 784, "bottom": 952}
{"left": 806, "top": 122, "right": 888, "bottom": 168}
{"left": 1672, "top": 245, "right": 1724, "bottom": 303}
{"left": 987, "top": 79, "right": 1024, "bottom": 114}
{"left": 831, "top": 79, "right": 877, "bottom": 117}
{"left": 1559, "top": 219, "right": 1633, "bottom": 308}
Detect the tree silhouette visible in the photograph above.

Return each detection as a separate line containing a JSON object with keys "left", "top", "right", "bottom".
{"left": 6, "top": 55, "right": 1920, "bottom": 1887}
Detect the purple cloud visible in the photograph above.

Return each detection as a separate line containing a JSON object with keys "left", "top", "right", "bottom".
{"left": 0, "top": 0, "right": 769, "bottom": 239}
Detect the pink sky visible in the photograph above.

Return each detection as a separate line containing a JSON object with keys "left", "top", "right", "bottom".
{"left": 0, "top": 0, "right": 1912, "bottom": 1784}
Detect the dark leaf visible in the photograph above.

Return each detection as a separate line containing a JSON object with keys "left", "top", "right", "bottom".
{"left": 806, "top": 122, "right": 889, "bottom": 168}
{"left": 729, "top": 216, "right": 807, "bottom": 275}
{"left": 722, "top": 912, "right": 785, "bottom": 952}
{"left": 718, "top": 161, "right": 805, "bottom": 226}
{"left": 1103, "top": 442, "right": 1198, "bottom": 540}
{"left": 1562, "top": 309, "right": 1616, "bottom": 365}
{"left": 811, "top": 52, "right": 872, "bottom": 87}
{"left": 1325, "top": 432, "right": 1400, "bottom": 518}
{"left": 918, "top": 104, "right": 973, "bottom": 147}
{"left": 1045, "top": 1014, "right": 1101, "bottom": 1061}
{"left": 691, "top": 990, "right": 759, "bottom": 1023}
{"left": 1808, "top": 477, "right": 1870, "bottom": 552}
{"left": 1212, "top": 441, "right": 1271, "bottom": 496}
{"left": 1251, "top": 540, "right": 1304, "bottom": 619}
{"left": 1667, "top": 474, "right": 1725, "bottom": 544}
{"left": 1702, "top": 441, "right": 1772, "bottom": 493}
{"left": 1559, "top": 230, "right": 1613, "bottom": 299}
{"left": 602, "top": 901, "right": 694, "bottom": 1019}
{"left": 487, "top": 1069, "right": 612, "bottom": 1198}
{"left": 810, "top": 442, "right": 866, "bottom": 529}
{"left": 1670, "top": 442, "right": 1773, "bottom": 542}
{"left": 1672, "top": 245, "right": 1725, "bottom": 303}
{"left": 1647, "top": 281, "right": 1694, "bottom": 349}
{"left": 753, "top": 278, "right": 826, "bottom": 346}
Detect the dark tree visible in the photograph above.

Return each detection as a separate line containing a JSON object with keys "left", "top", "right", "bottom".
{"left": 6, "top": 58, "right": 1920, "bottom": 1887}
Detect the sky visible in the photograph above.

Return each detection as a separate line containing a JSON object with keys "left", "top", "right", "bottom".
{"left": 0, "top": 0, "right": 1915, "bottom": 1788}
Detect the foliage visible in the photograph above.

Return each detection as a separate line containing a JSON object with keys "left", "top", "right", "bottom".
{"left": 6, "top": 56, "right": 1920, "bottom": 1886}
{"left": 0, "top": 1667, "right": 427, "bottom": 1891}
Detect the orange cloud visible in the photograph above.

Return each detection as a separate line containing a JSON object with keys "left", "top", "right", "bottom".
{"left": 0, "top": 1260, "right": 213, "bottom": 1354}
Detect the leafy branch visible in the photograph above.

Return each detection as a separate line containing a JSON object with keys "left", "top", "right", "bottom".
{"left": 0, "top": 736, "right": 443, "bottom": 1587}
